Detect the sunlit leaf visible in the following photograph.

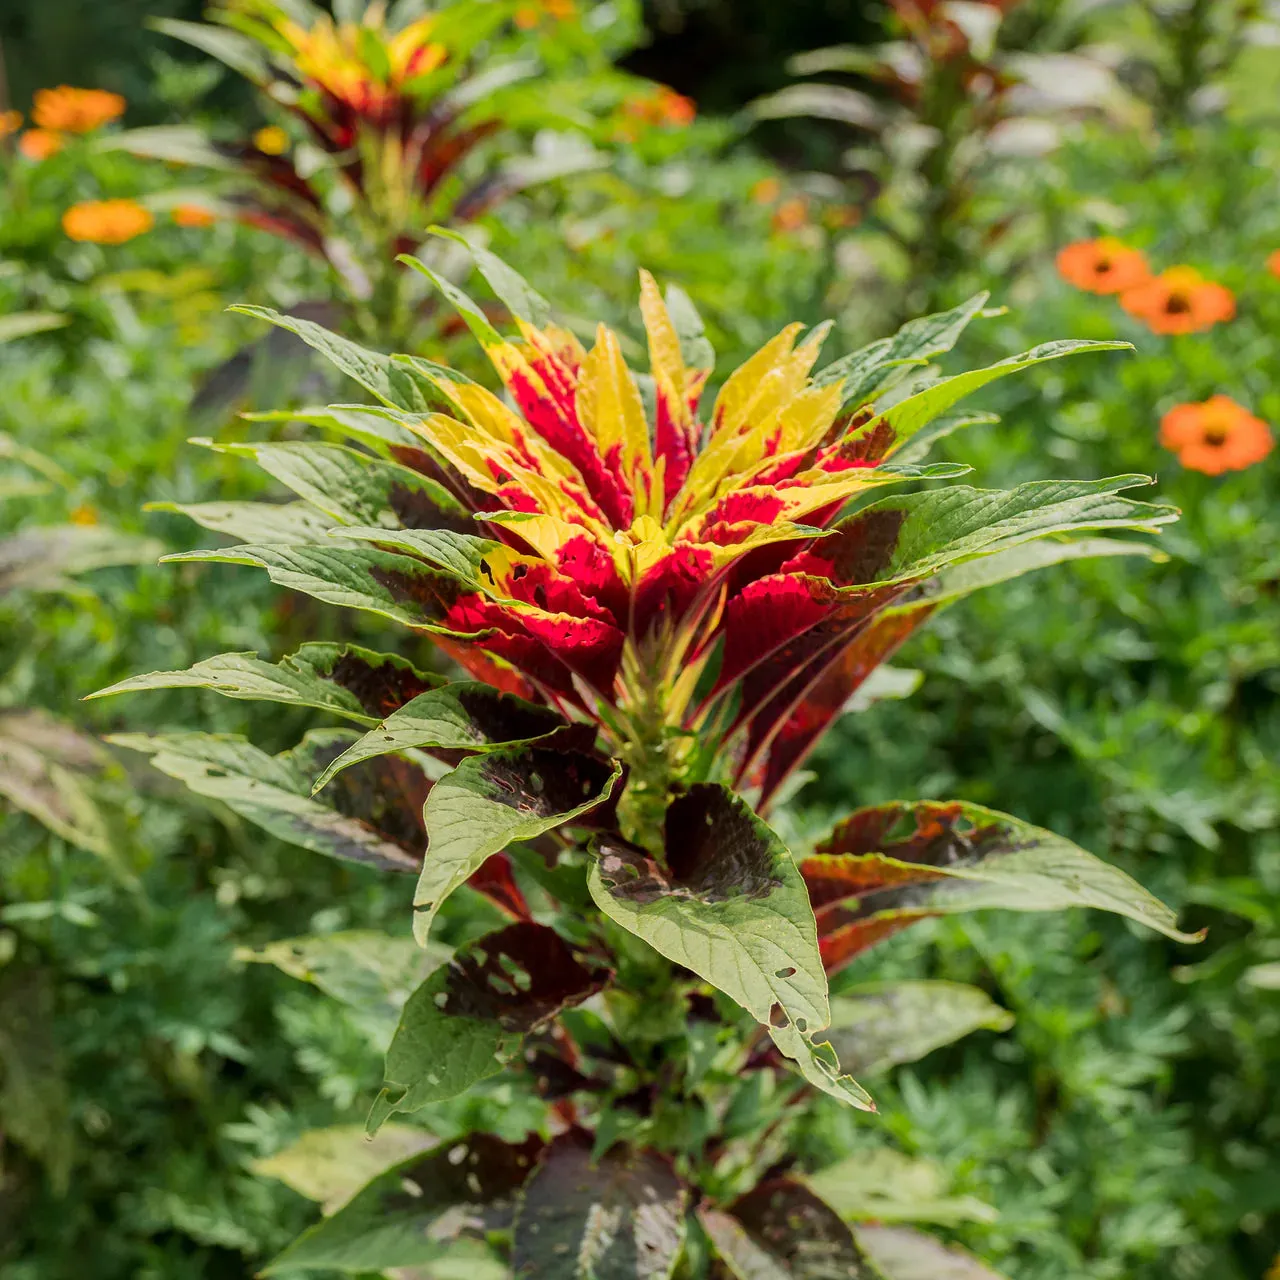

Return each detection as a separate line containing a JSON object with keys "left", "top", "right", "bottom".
{"left": 810, "top": 1148, "right": 998, "bottom": 1226}
{"left": 855, "top": 1225, "right": 1009, "bottom": 1279}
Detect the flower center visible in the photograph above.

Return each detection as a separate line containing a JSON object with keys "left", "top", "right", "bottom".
{"left": 1165, "top": 291, "right": 1192, "bottom": 315}
{"left": 1202, "top": 426, "right": 1228, "bottom": 446}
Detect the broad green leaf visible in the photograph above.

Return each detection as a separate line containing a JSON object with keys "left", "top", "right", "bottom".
{"left": 312, "top": 682, "right": 578, "bottom": 791}
{"left": 415, "top": 746, "right": 621, "bottom": 944}
{"left": 0, "top": 312, "right": 69, "bottom": 343}
{"left": 229, "top": 305, "right": 449, "bottom": 413}
{"left": 90, "top": 642, "right": 441, "bottom": 726}
{"left": 149, "top": 16, "right": 271, "bottom": 81}
{"left": 1, "top": 525, "right": 163, "bottom": 595}
{"left": 339, "top": 525, "right": 509, "bottom": 589}
{"left": 803, "top": 800, "right": 1202, "bottom": 975}
{"left": 252, "top": 1124, "right": 437, "bottom": 1212}
{"left": 160, "top": 543, "right": 482, "bottom": 634}
{"left": 244, "top": 403, "right": 429, "bottom": 452}
{"left": 811, "top": 1149, "right": 997, "bottom": 1227}
{"left": 396, "top": 255, "right": 506, "bottom": 349}
{"left": 512, "top": 1132, "right": 687, "bottom": 1279}
{"left": 371, "top": 922, "right": 608, "bottom": 1127}
{"left": 196, "top": 439, "right": 463, "bottom": 529}
{"left": 825, "top": 981, "right": 1013, "bottom": 1076}
{"left": 262, "top": 1130, "right": 543, "bottom": 1272}
{"left": 98, "top": 125, "right": 239, "bottom": 169}
{"left": 701, "top": 1179, "right": 884, "bottom": 1279}
{"left": 665, "top": 281, "right": 715, "bottom": 373}
{"left": 886, "top": 410, "right": 1000, "bottom": 465}
{"left": 864, "top": 339, "right": 1130, "bottom": 447}
{"left": 146, "top": 498, "right": 341, "bottom": 544}
{"left": 588, "top": 785, "right": 873, "bottom": 1111}
{"left": 855, "top": 1226, "right": 1009, "bottom": 1279}
{"left": 427, "top": 227, "right": 553, "bottom": 328}
{"left": 0, "top": 711, "right": 118, "bottom": 861}
{"left": 237, "top": 929, "right": 449, "bottom": 1044}
{"left": 109, "top": 729, "right": 428, "bottom": 873}
{"left": 749, "top": 82, "right": 885, "bottom": 129}
{"left": 1244, "top": 963, "right": 1280, "bottom": 990}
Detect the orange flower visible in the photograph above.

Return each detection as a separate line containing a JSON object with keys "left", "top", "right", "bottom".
{"left": 32, "top": 85, "right": 125, "bottom": 133}
{"left": 62, "top": 199, "right": 154, "bottom": 245}
{"left": 1056, "top": 238, "right": 1149, "bottom": 294}
{"left": 751, "top": 177, "right": 781, "bottom": 205}
{"left": 1120, "top": 266, "right": 1235, "bottom": 335}
{"left": 0, "top": 110, "right": 22, "bottom": 140}
{"left": 623, "top": 86, "right": 696, "bottom": 129}
{"left": 515, "top": 0, "right": 575, "bottom": 26}
{"left": 1159, "top": 395, "right": 1273, "bottom": 475}
{"left": 1268, "top": 249, "right": 1280, "bottom": 281}
{"left": 69, "top": 503, "right": 100, "bottom": 527}
{"left": 19, "top": 129, "right": 64, "bottom": 160}
{"left": 172, "top": 203, "right": 218, "bottom": 228}
{"left": 772, "top": 197, "right": 809, "bottom": 233}
{"left": 253, "top": 125, "right": 289, "bottom": 155}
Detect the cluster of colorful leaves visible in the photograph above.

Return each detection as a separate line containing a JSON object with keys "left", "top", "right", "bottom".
{"left": 142, "top": 0, "right": 612, "bottom": 273}
{"left": 1057, "top": 239, "right": 1273, "bottom": 475}
{"left": 97, "top": 243, "right": 1198, "bottom": 1277}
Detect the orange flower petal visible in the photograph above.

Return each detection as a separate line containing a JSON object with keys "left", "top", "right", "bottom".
{"left": 62, "top": 199, "right": 154, "bottom": 244}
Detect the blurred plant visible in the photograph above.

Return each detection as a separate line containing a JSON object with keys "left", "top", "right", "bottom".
{"left": 750, "top": 0, "right": 1136, "bottom": 315}
{"left": 95, "top": 242, "right": 1197, "bottom": 1276}
{"left": 114, "top": 0, "right": 668, "bottom": 350}
{"left": 60, "top": 197, "right": 155, "bottom": 245}
{"left": 1056, "top": 236, "right": 1150, "bottom": 295}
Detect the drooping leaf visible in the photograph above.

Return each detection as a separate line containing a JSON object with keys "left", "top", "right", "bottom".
{"left": 109, "top": 730, "right": 429, "bottom": 873}
{"left": 588, "top": 785, "right": 872, "bottom": 1111}
{"left": 0, "top": 311, "right": 70, "bottom": 343}
{"left": 98, "top": 125, "right": 241, "bottom": 169}
{"left": 228, "top": 304, "right": 451, "bottom": 413}
{"left": 0, "top": 711, "right": 119, "bottom": 860}
{"left": 749, "top": 82, "right": 886, "bottom": 129}
{"left": 262, "top": 1131, "right": 544, "bottom": 1273}
{"left": 252, "top": 1124, "right": 437, "bottom": 1213}
{"left": 825, "top": 981, "right": 1013, "bottom": 1076}
{"left": 237, "top": 929, "right": 449, "bottom": 1043}
{"left": 371, "top": 922, "right": 608, "bottom": 1127}
{"left": 311, "top": 682, "right": 583, "bottom": 791}
{"left": 90, "top": 643, "right": 441, "bottom": 725}
{"left": 198, "top": 439, "right": 465, "bottom": 530}
{"left": 146, "top": 498, "right": 342, "bottom": 544}
{"left": 427, "top": 226, "right": 553, "bottom": 328}
{"left": 854, "top": 1226, "right": 1009, "bottom": 1280}
{"left": 700, "top": 1179, "right": 884, "bottom": 1279}
{"left": 149, "top": 15, "right": 271, "bottom": 81}
{"left": 809, "top": 1149, "right": 998, "bottom": 1227}
{"left": 802, "top": 801, "right": 1202, "bottom": 974}
{"left": 414, "top": 746, "right": 621, "bottom": 944}
{"left": 512, "top": 1131, "right": 687, "bottom": 1279}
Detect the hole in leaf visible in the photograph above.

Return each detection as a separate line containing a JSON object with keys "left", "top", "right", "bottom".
{"left": 769, "top": 1002, "right": 790, "bottom": 1029}
{"left": 775, "top": 966, "right": 797, "bottom": 979}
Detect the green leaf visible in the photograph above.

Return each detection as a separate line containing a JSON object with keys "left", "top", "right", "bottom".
{"left": 701, "top": 1179, "right": 884, "bottom": 1279}
{"left": 0, "top": 312, "right": 70, "bottom": 344}
{"left": 109, "top": 729, "right": 428, "bottom": 873}
{"left": 415, "top": 746, "right": 621, "bottom": 944}
{"left": 427, "top": 228, "right": 553, "bottom": 328}
{"left": 885, "top": 410, "right": 1000, "bottom": 465}
{"left": 864, "top": 339, "right": 1130, "bottom": 447}
{"left": 228, "top": 305, "right": 449, "bottom": 413}
{"left": 810, "top": 1148, "right": 998, "bottom": 1227}
{"left": 262, "top": 1130, "right": 543, "bottom": 1272}
{"left": 146, "top": 498, "right": 341, "bottom": 544}
{"left": 149, "top": 16, "right": 270, "bottom": 81}
{"left": 396, "top": 255, "right": 506, "bottom": 349}
{"left": 98, "top": 125, "right": 239, "bottom": 169}
{"left": 588, "top": 785, "right": 873, "bottom": 1111}
{"left": 0, "top": 711, "right": 119, "bottom": 860}
{"left": 339, "top": 525, "right": 510, "bottom": 588}
{"left": 160, "top": 543, "right": 482, "bottom": 634}
{"left": 252, "top": 1124, "right": 437, "bottom": 1213}
{"left": 854, "top": 1226, "right": 1009, "bottom": 1279}
{"left": 372, "top": 922, "right": 608, "bottom": 1127}
{"left": 312, "top": 682, "right": 579, "bottom": 791}
{"left": 825, "top": 981, "right": 1013, "bottom": 1076}
{"left": 664, "top": 281, "right": 715, "bottom": 374}
{"left": 237, "top": 929, "right": 449, "bottom": 1044}
{"left": 89, "top": 642, "right": 441, "bottom": 726}
{"left": 512, "top": 1131, "right": 687, "bottom": 1279}
{"left": 0, "top": 525, "right": 163, "bottom": 595}
{"left": 196, "top": 439, "right": 463, "bottom": 529}
{"left": 803, "top": 800, "right": 1202, "bottom": 975}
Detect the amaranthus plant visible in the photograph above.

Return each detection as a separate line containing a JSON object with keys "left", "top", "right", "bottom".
{"left": 95, "top": 240, "right": 1198, "bottom": 1277}
{"left": 127, "top": 0, "right": 638, "bottom": 345}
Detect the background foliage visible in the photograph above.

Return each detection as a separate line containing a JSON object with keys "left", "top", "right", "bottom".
{"left": 1, "top": 1, "right": 1277, "bottom": 1277}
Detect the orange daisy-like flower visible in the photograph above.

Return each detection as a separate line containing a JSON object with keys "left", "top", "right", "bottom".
{"left": 515, "top": 0, "right": 576, "bottom": 27}
{"left": 172, "top": 203, "right": 218, "bottom": 228}
{"left": 1120, "top": 266, "right": 1235, "bottom": 335}
{"left": 19, "top": 128, "right": 64, "bottom": 160}
{"left": 1268, "top": 249, "right": 1280, "bottom": 281}
{"left": 772, "top": 197, "right": 810, "bottom": 234}
{"left": 623, "top": 86, "right": 697, "bottom": 129}
{"left": 32, "top": 85, "right": 125, "bottom": 133}
{"left": 1056, "top": 238, "right": 1150, "bottom": 295}
{"left": 62, "top": 199, "right": 155, "bottom": 245}
{"left": 1160, "top": 395, "right": 1273, "bottom": 475}
{"left": 0, "top": 110, "right": 22, "bottom": 140}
